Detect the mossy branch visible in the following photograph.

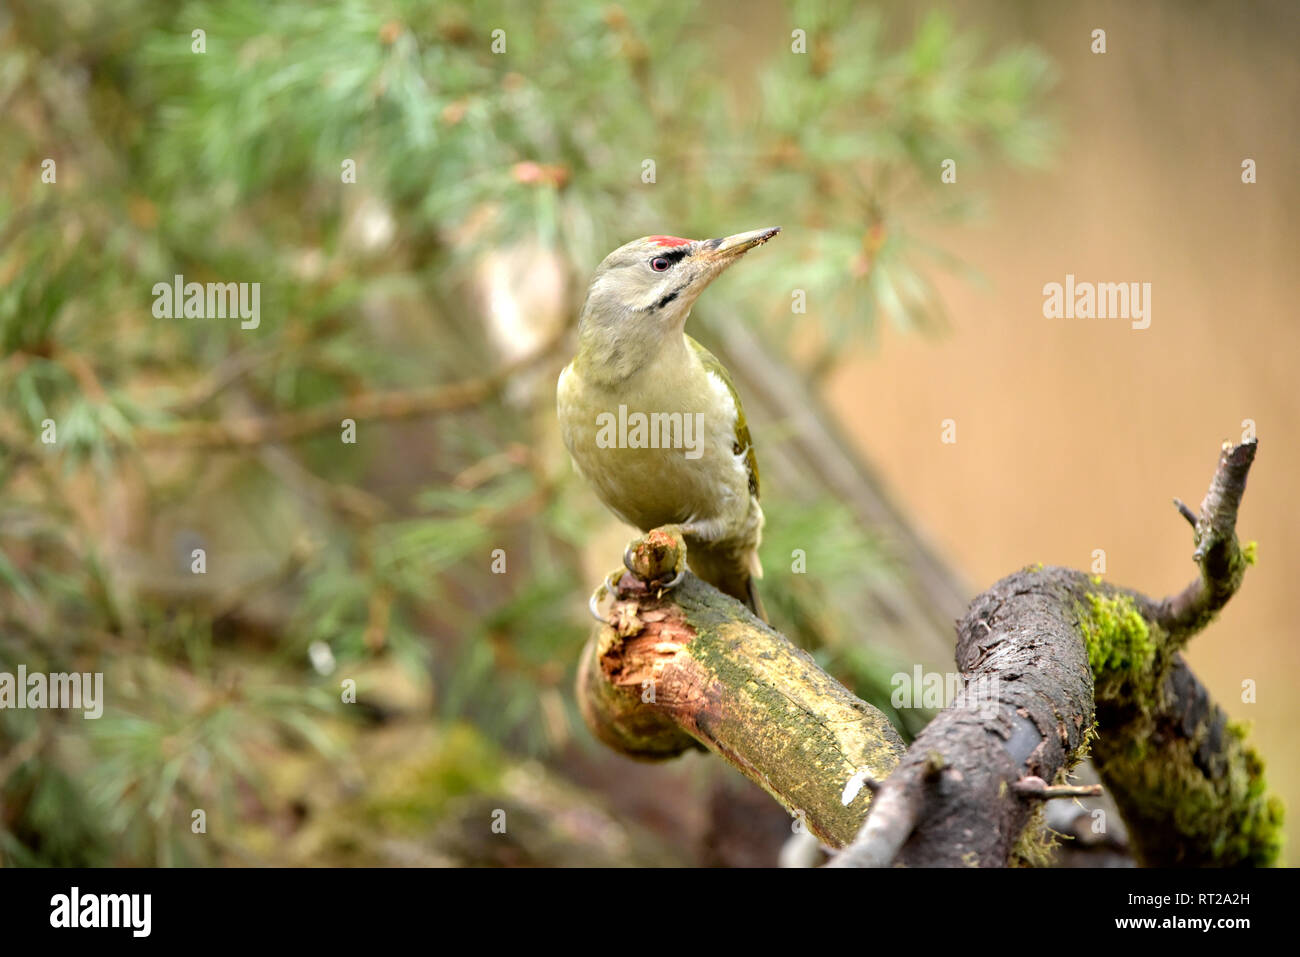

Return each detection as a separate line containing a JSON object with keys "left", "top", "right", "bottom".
{"left": 576, "top": 530, "right": 906, "bottom": 847}
{"left": 578, "top": 440, "right": 1281, "bottom": 867}
{"left": 840, "top": 439, "right": 1279, "bottom": 866}
{"left": 1154, "top": 440, "right": 1258, "bottom": 644}
{"left": 830, "top": 566, "right": 1098, "bottom": 867}
{"left": 1091, "top": 438, "right": 1282, "bottom": 865}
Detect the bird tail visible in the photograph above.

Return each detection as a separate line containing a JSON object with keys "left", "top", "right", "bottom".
{"left": 688, "top": 542, "right": 768, "bottom": 624}
{"left": 744, "top": 575, "right": 769, "bottom": 624}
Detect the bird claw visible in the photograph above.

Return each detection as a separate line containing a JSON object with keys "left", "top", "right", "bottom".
{"left": 623, "top": 526, "right": 687, "bottom": 588}
{"left": 588, "top": 568, "right": 630, "bottom": 623}
{"left": 587, "top": 584, "right": 609, "bottom": 623}
{"left": 655, "top": 565, "right": 686, "bottom": 596}
{"left": 589, "top": 555, "right": 688, "bottom": 622}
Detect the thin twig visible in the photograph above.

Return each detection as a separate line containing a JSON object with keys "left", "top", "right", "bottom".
{"left": 1154, "top": 440, "right": 1257, "bottom": 643}
{"left": 1012, "top": 776, "right": 1103, "bottom": 800}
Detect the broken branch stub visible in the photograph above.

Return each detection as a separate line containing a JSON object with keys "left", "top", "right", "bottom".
{"left": 577, "top": 559, "right": 906, "bottom": 847}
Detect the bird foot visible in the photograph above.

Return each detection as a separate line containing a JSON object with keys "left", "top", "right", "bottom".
{"left": 589, "top": 527, "right": 689, "bottom": 623}
{"left": 624, "top": 526, "right": 687, "bottom": 596}
{"left": 588, "top": 560, "right": 687, "bottom": 625}
{"left": 587, "top": 567, "right": 630, "bottom": 623}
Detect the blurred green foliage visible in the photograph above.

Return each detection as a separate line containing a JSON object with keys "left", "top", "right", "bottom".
{"left": 0, "top": 0, "right": 1051, "bottom": 864}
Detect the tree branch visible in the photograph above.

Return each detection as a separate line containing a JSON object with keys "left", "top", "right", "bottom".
{"left": 1095, "top": 439, "right": 1282, "bottom": 865}
{"left": 1152, "top": 440, "right": 1257, "bottom": 643}
{"left": 577, "top": 440, "right": 1282, "bottom": 867}
{"left": 831, "top": 437, "right": 1279, "bottom": 867}
{"left": 830, "top": 564, "right": 1098, "bottom": 867}
{"left": 576, "top": 530, "right": 906, "bottom": 847}
{"left": 134, "top": 332, "right": 567, "bottom": 450}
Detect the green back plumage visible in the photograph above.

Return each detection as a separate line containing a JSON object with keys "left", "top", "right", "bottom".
{"left": 687, "top": 335, "right": 759, "bottom": 498}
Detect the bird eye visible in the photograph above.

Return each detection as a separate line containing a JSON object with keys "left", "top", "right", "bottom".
{"left": 650, "top": 257, "right": 671, "bottom": 271}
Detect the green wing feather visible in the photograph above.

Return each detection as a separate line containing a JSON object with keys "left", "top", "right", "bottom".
{"left": 687, "top": 335, "right": 759, "bottom": 498}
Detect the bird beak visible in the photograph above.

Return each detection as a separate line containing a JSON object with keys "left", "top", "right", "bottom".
{"left": 696, "top": 226, "right": 781, "bottom": 265}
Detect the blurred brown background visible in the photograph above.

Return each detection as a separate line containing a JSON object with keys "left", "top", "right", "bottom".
{"left": 820, "top": 0, "right": 1299, "bottom": 863}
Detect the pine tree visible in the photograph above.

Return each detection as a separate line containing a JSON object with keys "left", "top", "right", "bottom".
{"left": 0, "top": 0, "right": 1052, "bottom": 865}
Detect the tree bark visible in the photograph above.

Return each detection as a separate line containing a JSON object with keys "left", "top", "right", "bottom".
{"left": 577, "top": 530, "right": 906, "bottom": 847}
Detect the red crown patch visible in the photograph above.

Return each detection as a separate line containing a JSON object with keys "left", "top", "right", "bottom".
{"left": 647, "top": 235, "right": 692, "bottom": 247}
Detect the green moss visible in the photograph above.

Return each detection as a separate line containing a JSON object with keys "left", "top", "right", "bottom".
{"left": 1010, "top": 804, "right": 1058, "bottom": 867}
{"left": 1075, "top": 583, "right": 1282, "bottom": 866}
{"left": 1077, "top": 592, "right": 1154, "bottom": 681}
{"left": 1242, "top": 540, "right": 1258, "bottom": 565}
{"left": 675, "top": 588, "right": 905, "bottom": 846}
{"left": 1222, "top": 721, "right": 1286, "bottom": 865}
{"left": 1093, "top": 709, "right": 1285, "bottom": 866}
{"left": 1071, "top": 721, "right": 1100, "bottom": 765}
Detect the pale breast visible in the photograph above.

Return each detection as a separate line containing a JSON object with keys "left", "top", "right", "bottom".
{"left": 557, "top": 363, "right": 750, "bottom": 531}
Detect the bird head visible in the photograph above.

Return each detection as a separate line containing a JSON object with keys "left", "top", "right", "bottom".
{"left": 575, "top": 227, "right": 780, "bottom": 381}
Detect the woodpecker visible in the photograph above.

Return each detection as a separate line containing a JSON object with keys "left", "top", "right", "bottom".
{"left": 557, "top": 227, "right": 780, "bottom": 620}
